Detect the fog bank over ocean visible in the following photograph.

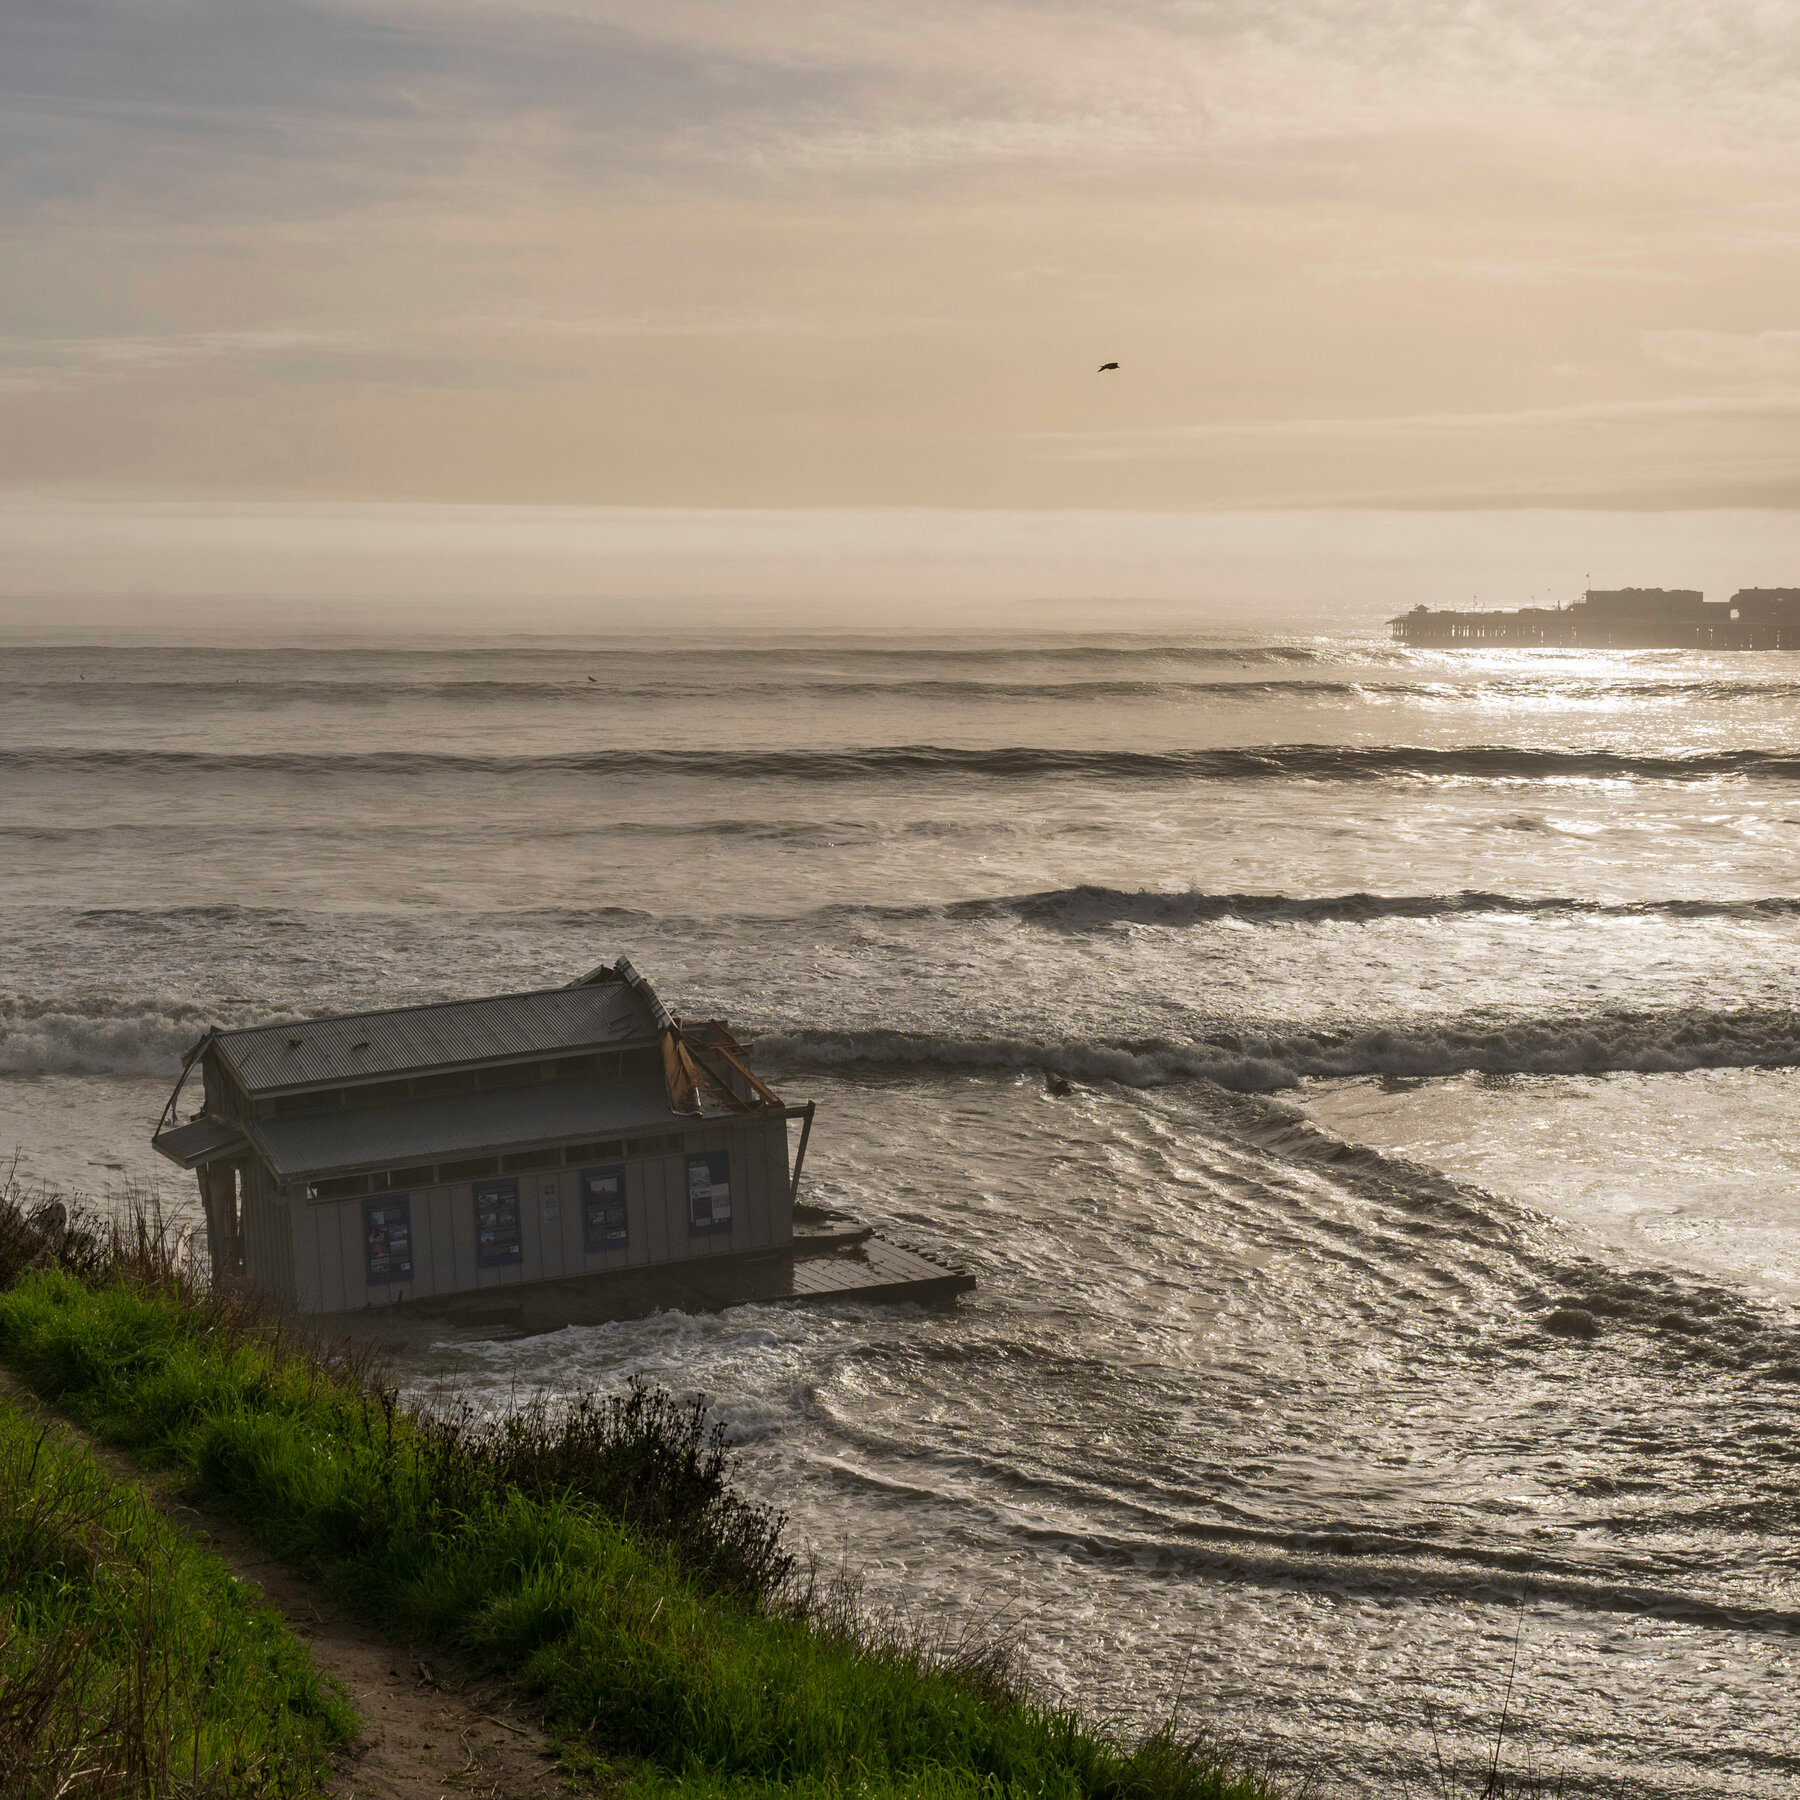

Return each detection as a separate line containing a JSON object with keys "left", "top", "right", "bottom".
{"left": 8, "top": 501, "right": 1800, "bottom": 636}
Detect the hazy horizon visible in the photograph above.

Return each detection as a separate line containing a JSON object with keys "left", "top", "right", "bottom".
{"left": 6, "top": 498, "right": 1800, "bottom": 640}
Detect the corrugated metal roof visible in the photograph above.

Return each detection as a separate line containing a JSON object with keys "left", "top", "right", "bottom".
{"left": 216, "top": 981, "right": 658, "bottom": 1095}
{"left": 151, "top": 1116, "right": 249, "bottom": 1169}
{"left": 248, "top": 1073, "right": 687, "bottom": 1178}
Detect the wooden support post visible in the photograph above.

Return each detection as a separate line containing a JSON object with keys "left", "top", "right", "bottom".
{"left": 789, "top": 1101, "right": 816, "bottom": 1203}
{"left": 199, "top": 1164, "right": 245, "bottom": 1287}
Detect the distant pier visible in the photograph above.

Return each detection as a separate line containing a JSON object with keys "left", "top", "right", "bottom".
{"left": 1391, "top": 587, "right": 1800, "bottom": 650}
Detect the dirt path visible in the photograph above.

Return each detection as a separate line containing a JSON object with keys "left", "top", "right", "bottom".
{"left": 0, "top": 1369, "right": 578, "bottom": 1800}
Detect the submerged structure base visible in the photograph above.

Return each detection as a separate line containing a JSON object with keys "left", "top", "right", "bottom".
{"left": 315, "top": 1231, "right": 975, "bottom": 1344}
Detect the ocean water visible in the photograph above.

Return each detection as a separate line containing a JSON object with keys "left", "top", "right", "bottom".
{"left": 4, "top": 627, "right": 1799, "bottom": 1793}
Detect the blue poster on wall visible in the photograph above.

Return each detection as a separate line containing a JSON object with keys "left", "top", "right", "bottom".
{"left": 581, "top": 1164, "right": 628, "bottom": 1253}
{"left": 686, "top": 1150, "right": 731, "bottom": 1236}
{"left": 472, "top": 1177, "right": 523, "bottom": 1267}
{"left": 362, "top": 1195, "right": 413, "bottom": 1286}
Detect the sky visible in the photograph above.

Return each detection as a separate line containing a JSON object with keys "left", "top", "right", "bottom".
{"left": 5, "top": 1, "right": 1800, "bottom": 616}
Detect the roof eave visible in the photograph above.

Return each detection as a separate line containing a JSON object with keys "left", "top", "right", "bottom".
{"left": 234, "top": 1034, "right": 667, "bottom": 1102}
{"left": 266, "top": 1119, "right": 677, "bottom": 1183}
{"left": 255, "top": 1094, "right": 800, "bottom": 1183}
{"left": 151, "top": 1123, "right": 251, "bottom": 1171}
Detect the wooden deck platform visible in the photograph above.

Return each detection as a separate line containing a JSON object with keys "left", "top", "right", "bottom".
{"left": 319, "top": 1232, "right": 976, "bottom": 1345}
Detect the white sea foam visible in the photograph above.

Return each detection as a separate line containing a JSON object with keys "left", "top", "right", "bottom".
{"left": 9, "top": 742, "right": 1800, "bottom": 781}
{"left": 20, "top": 991, "right": 1800, "bottom": 1089}
{"left": 760, "top": 1007, "right": 1800, "bottom": 1092}
{"left": 0, "top": 996, "right": 234, "bottom": 1078}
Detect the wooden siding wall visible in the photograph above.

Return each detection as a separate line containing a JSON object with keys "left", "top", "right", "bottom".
{"left": 239, "top": 1160, "right": 296, "bottom": 1304}
{"left": 288, "top": 1117, "right": 794, "bottom": 1315}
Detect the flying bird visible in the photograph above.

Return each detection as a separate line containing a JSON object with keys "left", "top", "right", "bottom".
{"left": 1097, "top": 361, "right": 1119, "bottom": 372}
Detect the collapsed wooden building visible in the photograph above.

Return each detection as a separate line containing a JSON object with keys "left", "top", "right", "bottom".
{"left": 152, "top": 959, "right": 971, "bottom": 1329}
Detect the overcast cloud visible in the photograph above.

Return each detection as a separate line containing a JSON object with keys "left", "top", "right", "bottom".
{"left": 3, "top": 0, "right": 1799, "bottom": 512}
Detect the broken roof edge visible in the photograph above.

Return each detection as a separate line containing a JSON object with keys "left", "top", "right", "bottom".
{"left": 566, "top": 959, "right": 625, "bottom": 987}
{"left": 612, "top": 957, "right": 678, "bottom": 1034}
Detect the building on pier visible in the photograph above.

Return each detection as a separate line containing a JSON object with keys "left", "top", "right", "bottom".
{"left": 1389, "top": 587, "right": 1800, "bottom": 650}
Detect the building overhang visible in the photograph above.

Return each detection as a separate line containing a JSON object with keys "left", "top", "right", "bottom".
{"left": 238, "top": 1073, "right": 793, "bottom": 1182}
{"left": 151, "top": 1115, "right": 251, "bottom": 1170}
{"left": 230, "top": 1035, "right": 666, "bottom": 1105}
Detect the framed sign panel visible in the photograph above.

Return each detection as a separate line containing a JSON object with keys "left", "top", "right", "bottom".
{"left": 580, "top": 1164, "right": 628, "bottom": 1254}
{"left": 686, "top": 1150, "right": 732, "bottom": 1236}
{"left": 362, "top": 1195, "right": 413, "bottom": 1286}
{"left": 472, "top": 1177, "right": 523, "bottom": 1268}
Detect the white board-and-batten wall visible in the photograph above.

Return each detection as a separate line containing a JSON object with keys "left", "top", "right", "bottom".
{"left": 277, "top": 1118, "right": 792, "bottom": 1315}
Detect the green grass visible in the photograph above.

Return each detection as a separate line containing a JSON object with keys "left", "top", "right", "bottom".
{"left": 0, "top": 1382, "right": 353, "bottom": 1797}
{"left": 0, "top": 1269, "right": 1277, "bottom": 1800}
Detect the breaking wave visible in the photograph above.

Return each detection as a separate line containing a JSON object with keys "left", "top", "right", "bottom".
{"left": 0, "top": 817, "right": 989, "bottom": 850}
{"left": 0, "top": 995, "right": 230, "bottom": 1078}
{"left": 0, "top": 674, "right": 1370, "bottom": 705}
{"left": 17, "top": 672, "right": 1800, "bottom": 707}
{"left": 846, "top": 885, "right": 1800, "bottom": 929}
{"left": 758, "top": 1006, "right": 1800, "bottom": 1092}
{"left": 21, "top": 988, "right": 1800, "bottom": 1088}
{"left": 1, "top": 641, "right": 1343, "bottom": 676}
{"left": 11, "top": 744, "right": 1800, "bottom": 782}
{"left": 24, "top": 886, "right": 1800, "bottom": 951}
